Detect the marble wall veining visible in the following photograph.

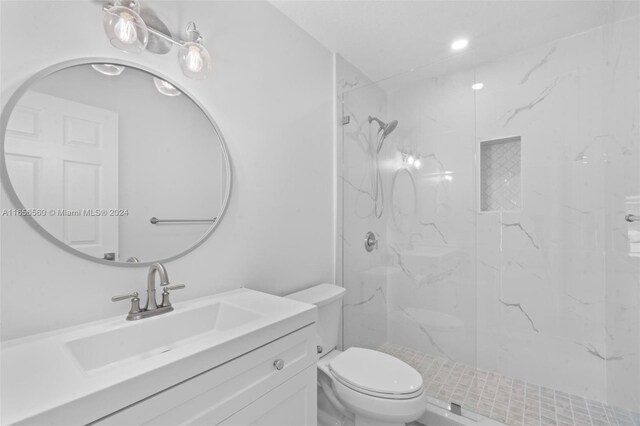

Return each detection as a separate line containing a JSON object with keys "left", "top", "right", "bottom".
{"left": 339, "top": 16, "right": 639, "bottom": 413}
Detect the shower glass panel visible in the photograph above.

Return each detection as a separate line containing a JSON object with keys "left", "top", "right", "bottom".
{"left": 339, "top": 55, "right": 479, "bottom": 419}
{"left": 602, "top": 9, "right": 640, "bottom": 418}
{"left": 339, "top": 4, "right": 639, "bottom": 424}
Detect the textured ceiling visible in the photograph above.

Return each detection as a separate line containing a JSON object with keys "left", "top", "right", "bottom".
{"left": 271, "top": 1, "right": 629, "bottom": 82}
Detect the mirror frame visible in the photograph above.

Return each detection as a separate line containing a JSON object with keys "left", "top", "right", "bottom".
{"left": 0, "top": 58, "right": 232, "bottom": 267}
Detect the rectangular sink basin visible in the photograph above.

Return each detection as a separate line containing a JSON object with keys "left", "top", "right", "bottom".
{"left": 66, "top": 302, "right": 263, "bottom": 371}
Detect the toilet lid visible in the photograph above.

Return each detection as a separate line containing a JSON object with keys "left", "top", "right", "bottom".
{"left": 328, "top": 347, "right": 424, "bottom": 399}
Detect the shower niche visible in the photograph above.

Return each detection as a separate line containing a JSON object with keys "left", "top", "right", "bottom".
{"left": 479, "top": 136, "right": 522, "bottom": 212}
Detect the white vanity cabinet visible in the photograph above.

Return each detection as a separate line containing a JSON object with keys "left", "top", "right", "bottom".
{"left": 94, "top": 324, "right": 317, "bottom": 425}
{"left": 2, "top": 289, "right": 317, "bottom": 426}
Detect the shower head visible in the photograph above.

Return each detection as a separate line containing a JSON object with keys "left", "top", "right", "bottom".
{"left": 368, "top": 116, "right": 398, "bottom": 152}
{"left": 382, "top": 119, "right": 398, "bottom": 137}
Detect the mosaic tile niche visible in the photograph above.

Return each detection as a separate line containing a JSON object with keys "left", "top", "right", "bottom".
{"left": 480, "top": 137, "right": 522, "bottom": 212}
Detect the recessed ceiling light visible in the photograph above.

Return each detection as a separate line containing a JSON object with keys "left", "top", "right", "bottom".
{"left": 451, "top": 39, "right": 469, "bottom": 51}
{"left": 472, "top": 82, "right": 484, "bottom": 90}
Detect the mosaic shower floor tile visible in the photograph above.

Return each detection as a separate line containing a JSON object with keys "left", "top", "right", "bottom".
{"left": 378, "top": 343, "right": 640, "bottom": 426}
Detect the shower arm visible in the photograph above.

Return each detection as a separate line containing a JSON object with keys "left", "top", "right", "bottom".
{"left": 368, "top": 116, "right": 386, "bottom": 130}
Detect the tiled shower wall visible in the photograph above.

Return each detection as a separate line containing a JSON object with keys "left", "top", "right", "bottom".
{"left": 340, "top": 15, "right": 639, "bottom": 413}
{"left": 337, "top": 54, "right": 391, "bottom": 350}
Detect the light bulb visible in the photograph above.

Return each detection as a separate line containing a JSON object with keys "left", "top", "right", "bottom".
{"left": 185, "top": 45, "right": 204, "bottom": 72}
{"left": 114, "top": 12, "right": 137, "bottom": 45}
{"left": 407, "top": 155, "right": 415, "bottom": 165}
{"left": 178, "top": 41, "right": 211, "bottom": 79}
{"left": 414, "top": 159, "right": 422, "bottom": 169}
{"left": 472, "top": 82, "right": 484, "bottom": 90}
{"left": 103, "top": 5, "right": 148, "bottom": 53}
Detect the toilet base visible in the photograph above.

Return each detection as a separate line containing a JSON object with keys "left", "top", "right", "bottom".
{"left": 318, "top": 379, "right": 410, "bottom": 426}
{"left": 317, "top": 349, "right": 426, "bottom": 426}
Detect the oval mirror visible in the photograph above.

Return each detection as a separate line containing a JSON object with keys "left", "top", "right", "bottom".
{"left": 1, "top": 61, "right": 231, "bottom": 265}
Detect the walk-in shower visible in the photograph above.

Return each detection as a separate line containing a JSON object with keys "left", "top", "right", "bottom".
{"left": 338, "top": 5, "right": 640, "bottom": 426}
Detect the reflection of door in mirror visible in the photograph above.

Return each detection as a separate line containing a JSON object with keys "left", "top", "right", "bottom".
{"left": 5, "top": 91, "right": 119, "bottom": 259}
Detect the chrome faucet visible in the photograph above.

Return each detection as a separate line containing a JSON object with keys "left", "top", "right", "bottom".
{"left": 112, "top": 262, "right": 186, "bottom": 320}
{"left": 145, "top": 262, "right": 169, "bottom": 310}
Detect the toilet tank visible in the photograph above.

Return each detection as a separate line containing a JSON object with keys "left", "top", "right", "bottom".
{"left": 286, "top": 284, "right": 345, "bottom": 357}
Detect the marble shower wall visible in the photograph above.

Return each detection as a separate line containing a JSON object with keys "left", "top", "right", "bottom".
{"left": 340, "top": 56, "right": 478, "bottom": 367}
{"left": 472, "top": 24, "right": 611, "bottom": 405}
{"left": 337, "top": 55, "right": 391, "bottom": 350}
{"left": 383, "top": 64, "right": 478, "bottom": 368}
{"left": 339, "top": 16, "right": 639, "bottom": 413}
{"left": 387, "top": 20, "right": 638, "bottom": 410}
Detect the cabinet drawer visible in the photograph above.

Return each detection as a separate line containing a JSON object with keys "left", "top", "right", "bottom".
{"left": 95, "top": 324, "right": 316, "bottom": 425}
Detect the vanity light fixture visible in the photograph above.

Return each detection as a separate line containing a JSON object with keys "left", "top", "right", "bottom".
{"left": 451, "top": 38, "right": 469, "bottom": 51}
{"left": 91, "top": 63, "right": 125, "bottom": 76}
{"left": 103, "top": 0, "right": 212, "bottom": 79}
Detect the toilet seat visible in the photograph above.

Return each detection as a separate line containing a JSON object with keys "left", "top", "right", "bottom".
{"left": 328, "top": 347, "right": 424, "bottom": 400}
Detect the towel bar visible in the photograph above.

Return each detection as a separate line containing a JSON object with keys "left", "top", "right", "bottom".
{"left": 150, "top": 217, "right": 216, "bottom": 224}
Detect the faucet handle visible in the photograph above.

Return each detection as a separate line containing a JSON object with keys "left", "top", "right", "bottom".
{"left": 165, "top": 284, "right": 186, "bottom": 290}
{"left": 112, "top": 291, "right": 139, "bottom": 302}
{"left": 160, "top": 284, "right": 186, "bottom": 308}
{"left": 111, "top": 292, "right": 141, "bottom": 315}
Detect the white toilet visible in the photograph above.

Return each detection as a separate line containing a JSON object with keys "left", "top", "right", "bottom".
{"left": 287, "top": 284, "right": 427, "bottom": 426}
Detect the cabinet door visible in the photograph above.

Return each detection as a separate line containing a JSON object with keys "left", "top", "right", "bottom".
{"left": 219, "top": 365, "right": 317, "bottom": 426}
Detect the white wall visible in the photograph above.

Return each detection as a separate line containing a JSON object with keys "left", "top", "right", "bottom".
{"left": 0, "top": 0, "right": 334, "bottom": 340}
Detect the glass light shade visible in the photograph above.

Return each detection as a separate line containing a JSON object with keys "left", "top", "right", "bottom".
{"left": 91, "top": 64, "right": 125, "bottom": 76}
{"left": 153, "top": 77, "right": 181, "bottom": 97}
{"left": 178, "top": 42, "right": 211, "bottom": 80}
{"left": 103, "top": 6, "right": 148, "bottom": 53}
